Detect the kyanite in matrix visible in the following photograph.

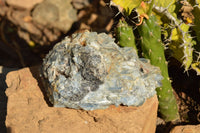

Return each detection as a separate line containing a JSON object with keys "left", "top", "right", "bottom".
{"left": 41, "top": 31, "right": 163, "bottom": 110}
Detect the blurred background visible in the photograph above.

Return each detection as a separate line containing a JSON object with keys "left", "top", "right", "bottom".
{"left": 0, "top": 0, "right": 115, "bottom": 68}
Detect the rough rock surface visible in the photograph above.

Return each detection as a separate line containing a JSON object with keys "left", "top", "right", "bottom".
{"left": 0, "top": 66, "right": 18, "bottom": 132}
{"left": 6, "top": 67, "right": 158, "bottom": 133}
{"left": 6, "top": 0, "right": 44, "bottom": 9}
{"left": 32, "top": 0, "right": 77, "bottom": 32}
{"left": 170, "top": 124, "right": 200, "bottom": 133}
{"left": 71, "top": 0, "right": 91, "bottom": 9}
{"left": 41, "top": 31, "right": 162, "bottom": 110}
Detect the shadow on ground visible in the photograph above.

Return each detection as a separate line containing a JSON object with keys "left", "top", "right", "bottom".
{"left": 29, "top": 65, "right": 53, "bottom": 107}
{"left": 0, "top": 66, "right": 52, "bottom": 133}
{"left": 0, "top": 73, "right": 7, "bottom": 133}
{"left": 0, "top": 67, "right": 18, "bottom": 133}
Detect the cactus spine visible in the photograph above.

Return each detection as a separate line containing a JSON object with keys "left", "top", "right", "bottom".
{"left": 153, "top": 0, "right": 195, "bottom": 71}
{"left": 169, "top": 23, "right": 195, "bottom": 71}
{"left": 187, "top": 0, "right": 200, "bottom": 74}
{"left": 138, "top": 15, "right": 179, "bottom": 121}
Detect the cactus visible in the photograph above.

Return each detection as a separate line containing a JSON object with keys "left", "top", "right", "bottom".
{"left": 111, "top": 0, "right": 143, "bottom": 15}
{"left": 169, "top": 23, "right": 195, "bottom": 71}
{"left": 191, "top": 62, "right": 200, "bottom": 75}
{"left": 188, "top": 0, "right": 200, "bottom": 42}
{"left": 111, "top": 0, "right": 180, "bottom": 122}
{"left": 137, "top": 15, "right": 179, "bottom": 121}
{"left": 111, "top": 0, "right": 200, "bottom": 121}
{"left": 187, "top": 0, "right": 200, "bottom": 73}
{"left": 152, "top": 0, "right": 196, "bottom": 71}
{"left": 153, "top": 0, "right": 200, "bottom": 73}
{"left": 116, "top": 19, "right": 137, "bottom": 52}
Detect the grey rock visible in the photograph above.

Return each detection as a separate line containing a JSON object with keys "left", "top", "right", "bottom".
{"left": 32, "top": 0, "right": 77, "bottom": 32}
{"left": 71, "top": 0, "right": 91, "bottom": 9}
{"left": 6, "top": 0, "right": 44, "bottom": 9}
{"left": 41, "top": 31, "right": 163, "bottom": 110}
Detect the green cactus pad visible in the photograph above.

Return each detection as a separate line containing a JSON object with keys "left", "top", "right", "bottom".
{"left": 138, "top": 15, "right": 179, "bottom": 122}
{"left": 116, "top": 20, "right": 137, "bottom": 52}
{"left": 111, "top": 0, "right": 143, "bottom": 15}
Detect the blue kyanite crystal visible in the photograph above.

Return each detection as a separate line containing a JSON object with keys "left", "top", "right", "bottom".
{"left": 41, "top": 31, "right": 163, "bottom": 110}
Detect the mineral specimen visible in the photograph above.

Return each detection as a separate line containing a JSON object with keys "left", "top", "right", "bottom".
{"left": 41, "top": 31, "right": 163, "bottom": 110}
